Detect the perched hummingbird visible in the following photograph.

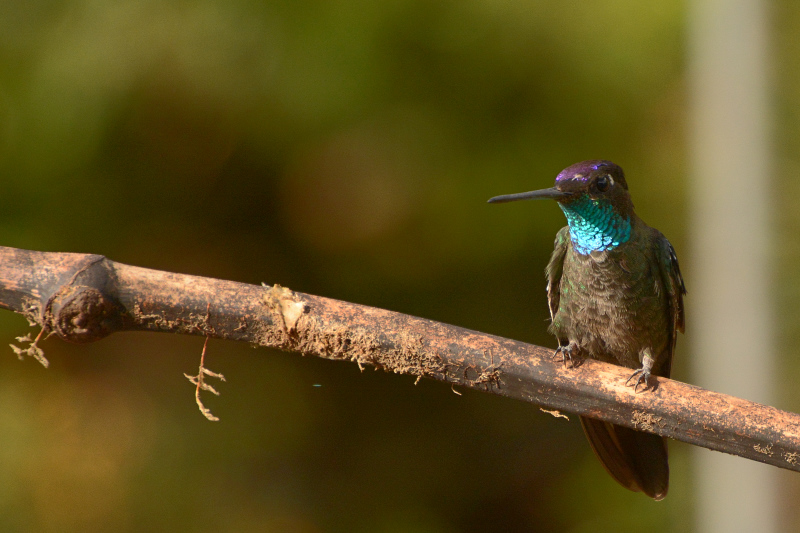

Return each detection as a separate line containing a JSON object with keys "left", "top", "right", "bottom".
{"left": 488, "top": 160, "right": 685, "bottom": 500}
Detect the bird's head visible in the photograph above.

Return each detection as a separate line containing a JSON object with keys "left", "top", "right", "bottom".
{"left": 489, "top": 160, "right": 635, "bottom": 254}
{"left": 488, "top": 160, "right": 633, "bottom": 216}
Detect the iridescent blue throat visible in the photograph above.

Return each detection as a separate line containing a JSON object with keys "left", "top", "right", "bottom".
{"left": 559, "top": 195, "right": 631, "bottom": 255}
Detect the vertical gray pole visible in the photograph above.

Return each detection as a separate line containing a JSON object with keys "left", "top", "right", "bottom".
{"left": 688, "top": 0, "right": 778, "bottom": 531}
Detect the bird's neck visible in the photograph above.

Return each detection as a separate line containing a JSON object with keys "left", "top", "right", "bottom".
{"left": 559, "top": 196, "right": 632, "bottom": 255}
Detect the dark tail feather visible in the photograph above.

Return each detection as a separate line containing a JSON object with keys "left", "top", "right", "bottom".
{"left": 579, "top": 416, "right": 669, "bottom": 500}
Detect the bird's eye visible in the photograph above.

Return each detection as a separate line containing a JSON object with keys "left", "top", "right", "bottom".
{"left": 595, "top": 175, "right": 613, "bottom": 192}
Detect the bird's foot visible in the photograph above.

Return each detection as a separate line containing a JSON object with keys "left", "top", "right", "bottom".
{"left": 625, "top": 354, "right": 655, "bottom": 393}
{"left": 553, "top": 342, "right": 579, "bottom": 368}
{"left": 625, "top": 368, "right": 651, "bottom": 392}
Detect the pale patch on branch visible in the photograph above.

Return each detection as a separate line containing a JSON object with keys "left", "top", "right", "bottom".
{"left": 262, "top": 283, "right": 307, "bottom": 335}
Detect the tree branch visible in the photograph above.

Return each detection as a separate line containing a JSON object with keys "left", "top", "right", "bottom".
{"left": 1, "top": 245, "right": 798, "bottom": 471}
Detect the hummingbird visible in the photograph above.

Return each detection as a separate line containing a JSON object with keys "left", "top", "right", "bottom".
{"left": 488, "top": 160, "right": 685, "bottom": 500}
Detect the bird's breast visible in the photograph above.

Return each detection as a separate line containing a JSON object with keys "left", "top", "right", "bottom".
{"left": 555, "top": 244, "right": 669, "bottom": 366}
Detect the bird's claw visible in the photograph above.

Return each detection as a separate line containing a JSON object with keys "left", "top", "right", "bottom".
{"left": 553, "top": 342, "right": 578, "bottom": 368}
{"left": 625, "top": 368, "right": 651, "bottom": 393}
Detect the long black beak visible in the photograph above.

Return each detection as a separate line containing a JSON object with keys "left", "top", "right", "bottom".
{"left": 487, "top": 187, "right": 572, "bottom": 204}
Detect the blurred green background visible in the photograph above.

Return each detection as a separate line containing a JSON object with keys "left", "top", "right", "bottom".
{"left": 0, "top": 0, "right": 799, "bottom": 531}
